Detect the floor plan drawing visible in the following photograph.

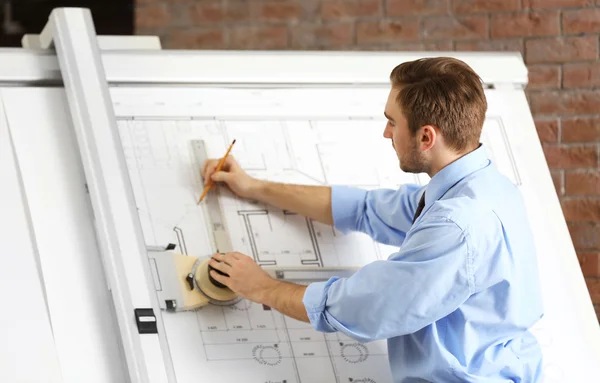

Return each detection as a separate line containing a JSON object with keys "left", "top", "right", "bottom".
{"left": 115, "top": 108, "right": 521, "bottom": 383}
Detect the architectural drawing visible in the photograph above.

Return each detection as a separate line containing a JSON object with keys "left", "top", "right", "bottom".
{"left": 116, "top": 114, "right": 520, "bottom": 383}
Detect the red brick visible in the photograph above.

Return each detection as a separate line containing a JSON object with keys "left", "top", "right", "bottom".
{"left": 165, "top": 28, "right": 225, "bottom": 49}
{"left": 452, "top": 0, "right": 519, "bottom": 13}
{"left": 563, "top": 63, "right": 600, "bottom": 89}
{"left": 568, "top": 222, "right": 600, "bottom": 249}
{"left": 563, "top": 9, "right": 600, "bottom": 34}
{"left": 562, "top": 117, "right": 600, "bottom": 142}
{"left": 387, "top": 43, "right": 426, "bottom": 51}
{"left": 290, "top": 23, "right": 354, "bottom": 49}
{"left": 217, "top": 1, "right": 254, "bottom": 23}
{"left": 529, "top": 90, "right": 600, "bottom": 115}
{"left": 523, "top": 0, "right": 594, "bottom": 8}
{"left": 387, "top": 0, "right": 449, "bottom": 16}
{"left": 322, "top": 0, "right": 381, "bottom": 20}
{"left": 423, "top": 41, "right": 454, "bottom": 50}
{"left": 422, "top": 15, "right": 487, "bottom": 40}
{"left": 189, "top": 2, "right": 221, "bottom": 24}
{"left": 455, "top": 39, "right": 523, "bottom": 53}
{"left": 136, "top": 4, "right": 171, "bottom": 29}
{"left": 528, "top": 65, "right": 560, "bottom": 90}
{"left": 579, "top": 253, "right": 600, "bottom": 277}
{"left": 585, "top": 278, "right": 600, "bottom": 305}
{"left": 491, "top": 11, "right": 559, "bottom": 39}
{"left": 525, "top": 36, "right": 598, "bottom": 64}
{"left": 535, "top": 118, "right": 559, "bottom": 142}
{"left": 562, "top": 198, "right": 600, "bottom": 222}
{"left": 173, "top": 2, "right": 248, "bottom": 26}
{"left": 357, "top": 19, "right": 420, "bottom": 44}
{"left": 388, "top": 41, "right": 454, "bottom": 51}
{"left": 229, "top": 26, "right": 289, "bottom": 49}
{"left": 566, "top": 171, "right": 600, "bottom": 195}
{"left": 542, "top": 144, "right": 598, "bottom": 168}
{"left": 551, "top": 170, "right": 564, "bottom": 196}
{"left": 256, "top": 1, "right": 303, "bottom": 22}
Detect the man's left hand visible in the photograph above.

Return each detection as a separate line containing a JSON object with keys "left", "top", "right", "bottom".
{"left": 209, "top": 252, "right": 277, "bottom": 304}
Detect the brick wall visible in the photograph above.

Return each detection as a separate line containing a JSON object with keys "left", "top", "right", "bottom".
{"left": 0, "top": 1, "right": 133, "bottom": 47}
{"left": 135, "top": 0, "right": 600, "bottom": 319}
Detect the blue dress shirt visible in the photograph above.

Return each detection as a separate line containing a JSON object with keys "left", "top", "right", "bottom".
{"left": 303, "top": 144, "right": 544, "bottom": 382}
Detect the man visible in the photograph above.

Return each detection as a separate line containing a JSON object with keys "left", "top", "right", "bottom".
{"left": 202, "top": 57, "right": 544, "bottom": 382}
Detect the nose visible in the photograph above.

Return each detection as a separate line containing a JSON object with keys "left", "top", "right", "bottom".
{"left": 383, "top": 123, "right": 392, "bottom": 139}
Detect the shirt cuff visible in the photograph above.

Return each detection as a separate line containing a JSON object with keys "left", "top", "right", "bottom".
{"left": 302, "top": 278, "right": 339, "bottom": 333}
{"left": 331, "top": 185, "right": 367, "bottom": 234}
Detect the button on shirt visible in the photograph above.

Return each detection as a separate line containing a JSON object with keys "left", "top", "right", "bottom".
{"left": 302, "top": 144, "right": 544, "bottom": 382}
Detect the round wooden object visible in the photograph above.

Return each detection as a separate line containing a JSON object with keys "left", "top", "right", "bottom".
{"left": 195, "top": 258, "right": 237, "bottom": 302}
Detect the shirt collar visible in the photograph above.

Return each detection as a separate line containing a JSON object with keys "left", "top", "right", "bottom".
{"left": 424, "top": 143, "right": 490, "bottom": 207}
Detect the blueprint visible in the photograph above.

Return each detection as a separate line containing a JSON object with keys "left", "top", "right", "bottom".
{"left": 116, "top": 112, "right": 520, "bottom": 383}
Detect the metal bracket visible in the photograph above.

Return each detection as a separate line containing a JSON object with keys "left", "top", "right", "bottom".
{"left": 21, "top": 34, "right": 162, "bottom": 50}
{"left": 265, "top": 266, "right": 360, "bottom": 283}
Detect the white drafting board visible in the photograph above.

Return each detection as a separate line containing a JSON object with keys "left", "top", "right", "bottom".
{"left": 110, "top": 85, "right": 597, "bottom": 383}
{"left": 0, "top": 88, "right": 128, "bottom": 383}
{"left": 1, "top": 79, "right": 599, "bottom": 382}
{"left": 0, "top": 92, "right": 63, "bottom": 382}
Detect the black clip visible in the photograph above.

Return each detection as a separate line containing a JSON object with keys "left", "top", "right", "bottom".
{"left": 134, "top": 308, "right": 158, "bottom": 334}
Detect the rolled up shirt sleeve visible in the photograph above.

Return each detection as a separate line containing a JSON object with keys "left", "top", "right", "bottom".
{"left": 302, "top": 215, "right": 474, "bottom": 342}
{"left": 331, "top": 184, "right": 423, "bottom": 246}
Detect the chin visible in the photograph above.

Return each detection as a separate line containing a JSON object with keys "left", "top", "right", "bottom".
{"left": 400, "top": 162, "right": 418, "bottom": 174}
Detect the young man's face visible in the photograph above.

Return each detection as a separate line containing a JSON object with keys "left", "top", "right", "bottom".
{"left": 383, "top": 87, "right": 425, "bottom": 174}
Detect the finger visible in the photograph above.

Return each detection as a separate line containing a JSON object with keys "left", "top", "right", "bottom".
{"left": 211, "top": 170, "right": 231, "bottom": 183}
{"left": 202, "top": 160, "right": 219, "bottom": 180}
{"left": 202, "top": 159, "right": 215, "bottom": 178}
{"left": 209, "top": 270, "right": 230, "bottom": 286}
{"left": 211, "top": 252, "right": 227, "bottom": 264}
{"left": 224, "top": 155, "right": 241, "bottom": 173}
{"left": 209, "top": 258, "right": 232, "bottom": 274}
{"left": 212, "top": 252, "right": 236, "bottom": 266}
{"left": 201, "top": 160, "right": 210, "bottom": 178}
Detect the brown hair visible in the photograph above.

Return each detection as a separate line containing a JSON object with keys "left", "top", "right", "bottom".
{"left": 389, "top": 57, "right": 487, "bottom": 152}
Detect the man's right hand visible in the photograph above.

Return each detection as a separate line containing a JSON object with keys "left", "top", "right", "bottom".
{"left": 202, "top": 156, "right": 260, "bottom": 200}
{"left": 202, "top": 153, "right": 333, "bottom": 226}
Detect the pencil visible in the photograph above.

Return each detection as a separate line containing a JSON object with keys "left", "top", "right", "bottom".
{"left": 198, "top": 139, "right": 236, "bottom": 204}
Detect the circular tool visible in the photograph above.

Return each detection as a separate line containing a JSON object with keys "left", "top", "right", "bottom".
{"left": 188, "top": 257, "right": 241, "bottom": 306}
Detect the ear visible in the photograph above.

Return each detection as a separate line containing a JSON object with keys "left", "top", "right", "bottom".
{"left": 419, "top": 125, "right": 437, "bottom": 151}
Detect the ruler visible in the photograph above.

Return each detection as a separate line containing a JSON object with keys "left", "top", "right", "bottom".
{"left": 191, "top": 139, "right": 233, "bottom": 254}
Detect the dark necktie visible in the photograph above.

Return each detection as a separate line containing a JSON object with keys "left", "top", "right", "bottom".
{"left": 412, "top": 191, "right": 426, "bottom": 224}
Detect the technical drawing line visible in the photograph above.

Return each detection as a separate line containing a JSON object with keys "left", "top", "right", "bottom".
{"left": 195, "top": 311, "right": 210, "bottom": 362}
{"left": 292, "top": 169, "right": 326, "bottom": 185}
{"left": 281, "top": 121, "right": 298, "bottom": 170}
{"left": 303, "top": 218, "right": 324, "bottom": 266}
{"left": 282, "top": 318, "right": 302, "bottom": 383}
{"left": 324, "top": 333, "right": 341, "bottom": 383}
{"left": 126, "top": 122, "right": 158, "bottom": 244}
{"left": 245, "top": 304, "right": 253, "bottom": 329}
{"left": 237, "top": 210, "right": 276, "bottom": 265}
{"left": 173, "top": 226, "right": 188, "bottom": 255}
{"left": 340, "top": 343, "right": 369, "bottom": 364}
{"left": 309, "top": 121, "right": 329, "bottom": 184}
